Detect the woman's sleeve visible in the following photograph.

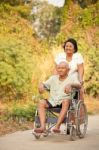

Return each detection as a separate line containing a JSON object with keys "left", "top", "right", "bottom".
{"left": 77, "top": 53, "right": 84, "bottom": 64}
{"left": 70, "top": 73, "right": 80, "bottom": 85}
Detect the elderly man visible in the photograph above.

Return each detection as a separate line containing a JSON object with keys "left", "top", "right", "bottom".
{"left": 34, "top": 61, "right": 81, "bottom": 133}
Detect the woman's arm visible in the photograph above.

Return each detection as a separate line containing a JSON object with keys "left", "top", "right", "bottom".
{"left": 77, "top": 63, "right": 84, "bottom": 84}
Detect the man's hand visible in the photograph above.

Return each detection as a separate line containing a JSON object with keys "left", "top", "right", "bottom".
{"left": 64, "top": 84, "right": 72, "bottom": 93}
{"left": 38, "top": 83, "right": 45, "bottom": 94}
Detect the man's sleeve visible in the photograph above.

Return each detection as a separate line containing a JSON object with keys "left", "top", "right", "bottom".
{"left": 43, "top": 76, "right": 53, "bottom": 90}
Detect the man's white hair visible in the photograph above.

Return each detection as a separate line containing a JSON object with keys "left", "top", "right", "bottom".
{"left": 57, "top": 60, "right": 69, "bottom": 69}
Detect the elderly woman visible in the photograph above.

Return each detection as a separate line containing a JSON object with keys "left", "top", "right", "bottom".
{"left": 55, "top": 38, "right": 84, "bottom": 100}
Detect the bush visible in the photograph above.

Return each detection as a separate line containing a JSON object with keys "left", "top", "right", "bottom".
{"left": 84, "top": 47, "right": 99, "bottom": 97}
{"left": 0, "top": 3, "right": 31, "bottom": 20}
{"left": 16, "top": 5, "right": 31, "bottom": 19}
{"left": 77, "top": 2, "right": 99, "bottom": 27}
{"left": 0, "top": 0, "right": 24, "bottom": 6}
{"left": 0, "top": 37, "right": 33, "bottom": 100}
{"left": 11, "top": 103, "right": 36, "bottom": 122}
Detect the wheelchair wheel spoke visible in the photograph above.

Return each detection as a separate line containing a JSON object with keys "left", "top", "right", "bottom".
{"left": 76, "top": 101, "right": 88, "bottom": 138}
{"left": 32, "top": 132, "right": 41, "bottom": 139}
{"left": 70, "top": 126, "right": 77, "bottom": 141}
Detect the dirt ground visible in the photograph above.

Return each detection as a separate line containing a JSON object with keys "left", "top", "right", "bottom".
{"left": 0, "top": 121, "right": 33, "bottom": 136}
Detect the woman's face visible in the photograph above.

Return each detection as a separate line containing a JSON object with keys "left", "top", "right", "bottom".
{"left": 64, "top": 42, "right": 75, "bottom": 55}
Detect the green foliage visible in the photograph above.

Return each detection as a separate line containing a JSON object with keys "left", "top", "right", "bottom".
{"left": 0, "top": 3, "right": 14, "bottom": 19}
{"left": 0, "top": 37, "right": 33, "bottom": 100}
{"left": 0, "top": 102, "right": 36, "bottom": 122}
{"left": 0, "top": 0, "right": 24, "bottom": 6}
{"left": 77, "top": 0, "right": 98, "bottom": 8}
{"left": 84, "top": 47, "right": 99, "bottom": 97}
{"left": 55, "top": 3, "right": 68, "bottom": 25}
{"left": 80, "top": 9, "right": 93, "bottom": 26}
{"left": 77, "top": 2, "right": 99, "bottom": 27}
{"left": 55, "top": 33, "right": 66, "bottom": 46}
{"left": 16, "top": 5, "right": 31, "bottom": 19}
{"left": 0, "top": 3, "right": 31, "bottom": 20}
{"left": 11, "top": 103, "right": 36, "bottom": 121}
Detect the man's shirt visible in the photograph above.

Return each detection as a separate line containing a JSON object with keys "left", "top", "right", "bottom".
{"left": 43, "top": 72, "right": 80, "bottom": 106}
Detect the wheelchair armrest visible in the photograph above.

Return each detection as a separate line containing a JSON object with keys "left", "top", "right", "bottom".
{"left": 43, "top": 84, "right": 50, "bottom": 92}
{"left": 72, "top": 88, "right": 80, "bottom": 93}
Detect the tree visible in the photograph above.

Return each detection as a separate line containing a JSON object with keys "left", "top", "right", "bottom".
{"left": 31, "top": 1, "right": 61, "bottom": 40}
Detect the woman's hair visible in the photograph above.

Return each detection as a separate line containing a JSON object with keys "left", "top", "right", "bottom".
{"left": 63, "top": 38, "right": 78, "bottom": 53}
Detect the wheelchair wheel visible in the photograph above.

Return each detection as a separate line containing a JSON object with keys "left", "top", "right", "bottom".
{"left": 70, "top": 126, "right": 76, "bottom": 141}
{"left": 67, "top": 125, "right": 70, "bottom": 135}
{"left": 32, "top": 132, "right": 41, "bottom": 139}
{"left": 34, "top": 118, "right": 40, "bottom": 128}
{"left": 76, "top": 100, "right": 88, "bottom": 138}
{"left": 34, "top": 109, "right": 41, "bottom": 128}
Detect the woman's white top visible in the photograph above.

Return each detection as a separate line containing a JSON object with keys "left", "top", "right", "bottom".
{"left": 55, "top": 52, "right": 84, "bottom": 75}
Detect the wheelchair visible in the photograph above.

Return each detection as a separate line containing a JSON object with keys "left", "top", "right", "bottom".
{"left": 33, "top": 88, "right": 88, "bottom": 140}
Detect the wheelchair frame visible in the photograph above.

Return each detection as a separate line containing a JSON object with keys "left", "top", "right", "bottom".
{"left": 33, "top": 89, "right": 88, "bottom": 140}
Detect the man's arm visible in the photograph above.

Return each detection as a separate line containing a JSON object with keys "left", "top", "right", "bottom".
{"left": 64, "top": 83, "right": 81, "bottom": 94}
{"left": 38, "top": 76, "right": 53, "bottom": 94}
{"left": 38, "top": 82, "right": 45, "bottom": 94}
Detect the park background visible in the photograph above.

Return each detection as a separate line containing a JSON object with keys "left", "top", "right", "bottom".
{"left": 0, "top": 0, "right": 99, "bottom": 135}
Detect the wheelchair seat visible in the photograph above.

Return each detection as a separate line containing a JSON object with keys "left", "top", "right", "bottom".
{"left": 47, "top": 105, "right": 62, "bottom": 113}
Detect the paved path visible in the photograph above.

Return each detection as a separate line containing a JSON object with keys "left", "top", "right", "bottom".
{"left": 0, "top": 115, "right": 99, "bottom": 150}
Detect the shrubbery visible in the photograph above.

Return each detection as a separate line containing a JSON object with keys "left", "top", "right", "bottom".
{"left": 11, "top": 103, "right": 36, "bottom": 122}
{"left": 84, "top": 47, "right": 99, "bottom": 97}
{"left": 0, "top": 3, "right": 31, "bottom": 20}
{"left": 0, "top": 102, "right": 36, "bottom": 122}
{"left": 0, "top": 37, "right": 33, "bottom": 100}
{"left": 77, "top": 2, "right": 99, "bottom": 27}
{"left": 0, "top": 0, "right": 24, "bottom": 6}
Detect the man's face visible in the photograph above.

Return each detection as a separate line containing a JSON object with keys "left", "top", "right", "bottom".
{"left": 56, "top": 62, "right": 68, "bottom": 77}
